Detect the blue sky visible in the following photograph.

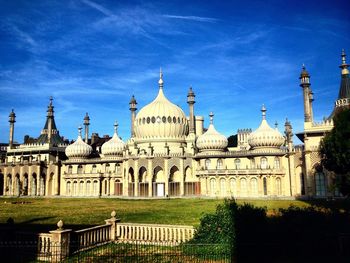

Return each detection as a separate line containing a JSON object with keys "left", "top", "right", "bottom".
{"left": 0, "top": 0, "right": 349, "bottom": 144}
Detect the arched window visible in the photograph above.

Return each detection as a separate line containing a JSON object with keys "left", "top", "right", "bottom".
{"left": 274, "top": 157, "right": 280, "bottom": 169}
{"left": 105, "top": 164, "right": 110, "bottom": 173}
{"left": 68, "top": 165, "right": 73, "bottom": 174}
{"left": 263, "top": 177, "right": 267, "bottom": 195}
{"left": 205, "top": 159, "right": 211, "bottom": 170}
{"left": 79, "top": 181, "right": 84, "bottom": 196}
{"left": 250, "top": 178, "right": 258, "bottom": 196}
{"left": 92, "top": 164, "right": 97, "bottom": 173}
{"left": 217, "top": 159, "right": 223, "bottom": 169}
{"left": 315, "top": 172, "right": 326, "bottom": 196}
{"left": 86, "top": 180, "right": 91, "bottom": 196}
{"left": 250, "top": 159, "right": 255, "bottom": 169}
{"left": 229, "top": 178, "right": 236, "bottom": 196}
{"left": 240, "top": 178, "right": 247, "bottom": 196}
{"left": 220, "top": 178, "right": 226, "bottom": 196}
{"left": 210, "top": 178, "right": 216, "bottom": 196}
{"left": 260, "top": 157, "right": 268, "bottom": 169}
{"left": 66, "top": 181, "right": 71, "bottom": 196}
{"left": 234, "top": 159, "right": 241, "bottom": 169}
{"left": 93, "top": 180, "right": 99, "bottom": 196}
{"left": 77, "top": 165, "right": 83, "bottom": 174}
{"left": 276, "top": 177, "right": 282, "bottom": 195}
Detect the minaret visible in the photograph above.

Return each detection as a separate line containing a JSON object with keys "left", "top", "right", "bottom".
{"left": 83, "top": 112, "right": 90, "bottom": 143}
{"left": 8, "top": 109, "right": 16, "bottom": 148}
{"left": 47, "top": 96, "right": 54, "bottom": 143}
{"left": 129, "top": 95, "right": 137, "bottom": 137}
{"left": 336, "top": 49, "right": 350, "bottom": 107}
{"left": 187, "top": 86, "right": 196, "bottom": 134}
{"left": 299, "top": 65, "right": 312, "bottom": 122}
{"left": 284, "top": 118, "right": 295, "bottom": 196}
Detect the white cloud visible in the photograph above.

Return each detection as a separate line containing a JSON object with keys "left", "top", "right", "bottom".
{"left": 162, "top": 14, "right": 218, "bottom": 23}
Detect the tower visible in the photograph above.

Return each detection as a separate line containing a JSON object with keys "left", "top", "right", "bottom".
{"left": 187, "top": 87, "right": 196, "bottom": 134}
{"left": 47, "top": 97, "right": 54, "bottom": 143}
{"left": 300, "top": 65, "right": 313, "bottom": 123}
{"left": 83, "top": 113, "right": 90, "bottom": 143}
{"left": 336, "top": 49, "right": 350, "bottom": 109}
{"left": 8, "top": 109, "right": 16, "bottom": 148}
{"left": 129, "top": 95, "right": 137, "bottom": 138}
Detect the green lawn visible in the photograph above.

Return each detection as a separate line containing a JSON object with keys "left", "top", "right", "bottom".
{"left": 0, "top": 197, "right": 312, "bottom": 231}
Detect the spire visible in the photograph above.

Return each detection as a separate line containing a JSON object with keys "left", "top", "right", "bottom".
{"left": 158, "top": 67, "right": 164, "bottom": 89}
{"left": 209, "top": 112, "right": 214, "bottom": 124}
{"left": 337, "top": 49, "right": 350, "bottom": 100}
{"left": 114, "top": 121, "right": 118, "bottom": 135}
{"left": 340, "top": 49, "right": 349, "bottom": 75}
{"left": 78, "top": 125, "right": 83, "bottom": 138}
{"left": 274, "top": 121, "right": 278, "bottom": 129}
{"left": 300, "top": 64, "right": 310, "bottom": 85}
{"left": 47, "top": 96, "right": 54, "bottom": 117}
{"left": 261, "top": 104, "right": 266, "bottom": 120}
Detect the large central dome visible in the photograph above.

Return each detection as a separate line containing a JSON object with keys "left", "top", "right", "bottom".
{"left": 134, "top": 70, "right": 188, "bottom": 142}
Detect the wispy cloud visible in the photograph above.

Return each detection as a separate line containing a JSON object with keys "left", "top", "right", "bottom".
{"left": 162, "top": 14, "right": 218, "bottom": 23}
{"left": 81, "top": 0, "right": 113, "bottom": 16}
{"left": 6, "top": 23, "right": 37, "bottom": 47}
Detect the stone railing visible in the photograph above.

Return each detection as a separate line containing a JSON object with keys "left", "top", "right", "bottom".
{"left": 117, "top": 223, "right": 195, "bottom": 244}
{"left": 75, "top": 224, "right": 111, "bottom": 249}
{"left": 36, "top": 211, "right": 195, "bottom": 262}
{"left": 37, "top": 233, "right": 52, "bottom": 260}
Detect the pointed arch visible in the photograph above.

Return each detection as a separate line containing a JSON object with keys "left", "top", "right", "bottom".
{"left": 14, "top": 174, "right": 20, "bottom": 196}
{"left": 23, "top": 173, "right": 29, "bottom": 195}
{"left": 153, "top": 166, "right": 165, "bottom": 197}
{"left": 169, "top": 166, "right": 180, "bottom": 196}
{"left": 6, "top": 174, "right": 12, "bottom": 195}
{"left": 138, "top": 167, "right": 147, "bottom": 182}
{"left": 32, "top": 173, "right": 37, "bottom": 196}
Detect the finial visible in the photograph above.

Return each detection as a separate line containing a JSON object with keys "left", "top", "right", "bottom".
{"left": 302, "top": 63, "right": 305, "bottom": 70}
{"left": 209, "top": 112, "right": 214, "bottom": 124}
{"left": 49, "top": 96, "right": 53, "bottom": 106}
{"left": 340, "top": 49, "right": 349, "bottom": 75}
{"left": 275, "top": 121, "right": 278, "bottom": 128}
{"left": 111, "top": 211, "right": 116, "bottom": 218}
{"left": 261, "top": 104, "right": 266, "bottom": 120}
{"left": 84, "top": 112, "right": 90, "bottom": 123}
{"left": 158, "top": 67, "right": 164, "bottom": 88}
{"left": 114, "top": 121, "right": 118, "bottom": 134}
{"left": 57, "top": 220, "right": 64, "bottom": 230}
{"left": 78, "top": 125, "right": 82, "bottom": 137}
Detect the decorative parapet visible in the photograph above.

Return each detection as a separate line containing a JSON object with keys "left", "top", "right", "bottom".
{"left": 196, "top": 168, "right": 285, "bottom": 176}
{"left": 195, "top": 148, "right": 287, "bottom": 158}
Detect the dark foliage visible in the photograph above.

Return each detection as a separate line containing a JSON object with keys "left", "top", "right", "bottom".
{"left": 320, "top": 108, "right": 350, "bottom": 195}
{"left": 227, "top": 134, "right": 238, "bottom": 147}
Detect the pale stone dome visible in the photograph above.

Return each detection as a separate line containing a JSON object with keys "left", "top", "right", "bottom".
{"left": 134, "top": 70, "right": 188, "bottom": 142}
{"left": 248, "top": 105, "right": 285, "bottom": 149}
{"left": 65, "top": 126, "right": 92, "bottom": 159}
{"left": 101, "top": 122, "right": 125, "bottom": 156}
{"left": 197, "top": 112, "right": 228, "bottom": 152}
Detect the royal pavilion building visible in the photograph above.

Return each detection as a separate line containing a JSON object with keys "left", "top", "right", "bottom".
{"left": 1, "top": 51, "right": 349, "bottom": 199}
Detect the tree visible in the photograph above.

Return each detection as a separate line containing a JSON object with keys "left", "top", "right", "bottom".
{"left": 320, "top": 108, "right": 350, "bottom": 195}
{"left": 227, "top": 134, "right": 238, "bottom": 147}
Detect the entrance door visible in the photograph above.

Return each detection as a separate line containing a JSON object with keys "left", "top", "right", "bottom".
{"left": 156, "top": 183, "right": 165, "bottom": 197}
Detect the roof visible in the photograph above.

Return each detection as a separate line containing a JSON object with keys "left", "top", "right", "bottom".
{"left": 338, "top": 73, "right": 350, "bottom": 99}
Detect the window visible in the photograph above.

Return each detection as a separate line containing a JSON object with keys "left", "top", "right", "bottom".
{"left": 205, "top": 159, "right": 211, "bottom": 169}
{"left": 92, "top": 165, "right": 97, "bottom": 173}
{"left": 147, "top": 117, "right": 150, "bottom": 124}
{"left": 210, "top": 178, "right": 216, "bottom": 196}
{"left": 220, "top": 178, "right": 226, "bottom": 196}
{"left": 234, "top": 159, "right": 241, "bottom": 169}
{"left": 274, "top": 157, "right": 280, "bottom": 169}
{"left": 315, "top": 172, "right": 326, "bottom": 196}
{"left": 105, "top": 164, "right": 110, "bottom": 173}
{"left": 173, "top": 117, "right": 176, "bottom": 123}
{"left": 151, "top": 116, "right": 156, "bottom": 123}
{"left": 68, "top": 165, "right": 72, "bottom": 174}
{"left": 263, "top": 178, "right": 267, "bottom": 195}
{"left": 167, "top": 116, "right": 171, "bottom": 123}
{"left": 162, "top": 116, "right": 166, "bottom": 123}
{"left": 250, "top": 178, "right": 258, "bottom": 196}
{"left": 260, "top": 157, "right": 268, "bottom": 169}
{"left": 229, "top": 178, "right": 236, "bottom": 196}
{"left": 240, "top": 178, "right": 247, "bottom": 196}
{"left": 77, "top": 165, "right": 83, "bottom": 174}
{"left": 217, "top": 159, "right": 223, "bottom": 169}
{"left": 251, "top": 159, "right": 255, "bottom": 169}
{"left": 276, "top": 178, "right": 282, "bottom": 195}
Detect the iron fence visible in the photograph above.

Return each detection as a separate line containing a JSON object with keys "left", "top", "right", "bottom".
{"left": 0, "top": 240, "right": 232, "bottom": 263}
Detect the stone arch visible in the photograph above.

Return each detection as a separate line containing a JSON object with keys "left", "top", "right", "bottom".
{"left": 79, "top": 180, "right": 84, "bottom": 196}
{"left": 47, "top": 173, "right": 54, "bottom": 196}
{"left": 86, "top": 180, "right": 91, "bottom": 196}
{"left": 73, "top": 180, "right": 78, "bottom": 196}
{"left": 6, "top": 174, "right": 12, "bottom": 195}
{"left": 40, "top": 173, "right": 46, "bottom": 196}
{"left": 66, "top": 181, "right": 72, "bottom": 196}
{"left": 209, "top": 178, "right": 216, "bottom": 196}
{"left": 93, "top": 180, "right": 99, "bottom": 196}
{"left": 229, "top": 178, "right": 236, "bottom": 196}
{"left": 14, "top": 173, "right": 20, "bottom": 196}
{"left": 184, "top": 166, "right": 194, "bottom": 182}
{"left": 77, "top": 165, "right": 83, "bottom": 174}
{"left": 263, "top": 177, "right": 268, "bottom": 195}
{"left": 128, "top": 167, "right": 135, "bottom": 182}
{"left": 114, "top": 179, "right": 123, "bottom": 196}
{"left": 138, "top": 167, "right": 147, "bottom": 182}
{"left": 32, "top": 173, "right": 37, "bottom": 196}
{"left": 169, "top": 166, "right": 181, "bottom": 182}
{"left": 23, "top": 173, "right": 29, "bottom": 196}
{"left": 275, "top": 177, "right": 282, "bottom": 195}
{"left": 153, "top": 166, "right": 164, "bottom": 183}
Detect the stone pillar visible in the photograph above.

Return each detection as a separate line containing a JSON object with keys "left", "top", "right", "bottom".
{"left": 134, "top": 160, "right": 139, "bottom": 197}
{"left": 105, "top": 211, "right": 121, "bottom": 241}
{"left": 123, "top": 161, "right": 129, "bottom": 196}
{"left": 49, "top": 220, "right": 72, "bottom": 262}
{"left": 164, "top": 158, "right": 169, "bottom": 197}
{"left": 8, "top": 110, "right": 16, "bottom": 149}
{"left": 180, "top": 158, "right": 184, "bottom": 196}
{"left": 55, "top": 164, "right": 60, "bottom": 195}
{"left": 148, "top": 159, "right": 153, "bottom": 197}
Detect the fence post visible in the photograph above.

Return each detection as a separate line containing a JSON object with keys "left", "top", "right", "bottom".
{"left": 49, "top": 220, "right": 72, "bottom": 262}
{"left": 105, "top": 211, "right": 120, "bottom": 241}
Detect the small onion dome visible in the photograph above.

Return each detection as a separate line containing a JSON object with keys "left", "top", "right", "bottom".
{"left": 65, "top": 126, "right": 92, "bottom": 159}
{"left": 196, "top": 112, "right": 228, "bottom": 152}
{"left": 300, "top": 64, "right": 310, "bottom": 77}
{"left": 248, "top": 105, "right": 285, "bottom": 149}
{"left": 101, "top": 122, "right": 125, "bottom": 156}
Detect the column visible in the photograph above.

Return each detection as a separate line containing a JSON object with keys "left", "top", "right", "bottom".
{"left": 164, "top": 158, "right": 169, "bottom": 196}
{"left": 180, "top": 158, "right": 184, "bottom": 196}
{"left": 134, "top": 160, "right": 139, "bottom": 197}
{"left": 148, "top": 159, "right": 153, "bottom": 197}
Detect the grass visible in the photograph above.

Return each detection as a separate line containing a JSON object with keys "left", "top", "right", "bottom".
{"left": 0, "top": 197, "right": 314, "bottom": 230}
